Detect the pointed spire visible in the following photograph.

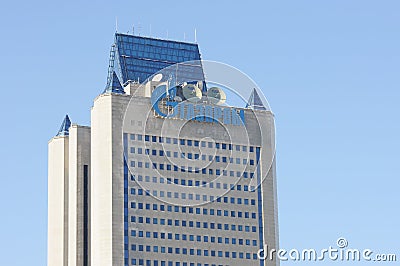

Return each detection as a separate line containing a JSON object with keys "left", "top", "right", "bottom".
{"left": 103, "top": 71, "right": 125, "bottom": 94}
{"left": 246, "top": 88, "right": 266, "bottom": 110}
{"left": 56, "top": 115, "right": 71, "bottom": 137}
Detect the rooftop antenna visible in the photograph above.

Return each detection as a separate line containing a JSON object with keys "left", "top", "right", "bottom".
{"left": 138, "top": 22, "right": 141, "bottom": 36}
{"left": 132, "top": 24, "right": 135, "bottom": 35}
{"left": 115, "top": 17, "right": 118, "bottom": 33}
{"left": 194, "top": 28, "right": 197, "bottom": 43}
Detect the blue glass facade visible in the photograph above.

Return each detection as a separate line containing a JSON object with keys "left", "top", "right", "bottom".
{"left": 112, "top": 33, "right": 204, "bottom": 85}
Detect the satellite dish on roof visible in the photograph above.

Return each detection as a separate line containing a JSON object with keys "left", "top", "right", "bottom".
{"left": 207, "top": 87, "right": 226, "bottom": 105}
{"left": 152, "top": 73, "right": 163, "bottom": 82}
{"left": 182, "top": 84, "right": 202, "bottom": 102}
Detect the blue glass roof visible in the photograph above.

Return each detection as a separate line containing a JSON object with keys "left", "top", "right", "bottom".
{"left": 246, "top": 88, "right": 266, "bottom": 110}
{"left": 56, "top": 115, "right": 71, "bottom": 136}
{"left": 104, "top": 71, "right": 124, "bottom": 94}
{"left": 111, "top": 33, "right": 204, "bottom": 86}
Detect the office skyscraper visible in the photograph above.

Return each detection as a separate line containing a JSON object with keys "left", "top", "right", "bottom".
{"left": 48, "top": 33, "right": 279, "bottom": 266}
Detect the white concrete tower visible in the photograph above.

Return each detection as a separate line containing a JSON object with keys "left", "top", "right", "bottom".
{"left": 90, "top": 92, "right": 130, "bottom": 266}
{"left": 48, "top": 115, "right": 70, "bottom": 266}
{"left": 48, "top": 116, "right": 92, "bottom": 266}
{"left": 68, "top": 125, "right": 91, "bottom": 266}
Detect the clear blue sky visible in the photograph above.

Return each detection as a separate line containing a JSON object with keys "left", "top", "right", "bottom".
{"left": 0, "top": 1, "right": 399, "bottom": 265}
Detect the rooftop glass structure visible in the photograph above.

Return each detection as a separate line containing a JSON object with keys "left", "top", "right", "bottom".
{"left": 246, "top": 88, "right": 267, "bottom": 110}
{"left": 106, "top": 33, "right": 204, "bottom": 91}
{"left": 56, "top": 115, "right": 71, "bottom": 136}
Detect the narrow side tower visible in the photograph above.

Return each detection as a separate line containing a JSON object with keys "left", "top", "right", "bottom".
{"left": 48, "top": 115, "right": 71, "bottom": 266}
{"left": 48, "top": 116, "right": 92, "bottom": 266}
{"left": 68, "top": 125, "right": 91, "bottom": 266}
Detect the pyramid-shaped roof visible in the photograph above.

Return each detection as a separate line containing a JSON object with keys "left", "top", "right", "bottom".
{"left": 56, "top": 115, "right": 71, "bottom": 136}
{"left": 246, "top": 88, "right": 266, "bottom": 110}
{"left": 103, "top": 71, "right": 125, "bottom": 94}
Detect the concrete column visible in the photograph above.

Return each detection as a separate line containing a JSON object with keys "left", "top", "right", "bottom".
{"left": 48, "top": 136, "right": 69, "bottom": 266}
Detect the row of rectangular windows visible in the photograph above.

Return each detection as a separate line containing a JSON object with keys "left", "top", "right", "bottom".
{"left": 123, "top": 60, "right": 169, "bottom": 71}
{"left": 131, "top": 247, "right": 258, "bottom": 259}
{"left": 130, "top": 163, "right": 255, "bottom": 178}
{"left": 129, "top": 134, "right": 257, "bottom": 152}
{"left": 131, "top": 203, "right": 257, "bottom": 218}
{"left": 131, "top": 175, "right": 257, "bottom": 191}
{"left": 125, "top": 56, "right": 195, "bottom": 66}
{"left": 120, "top": 42, "right": 198, "bottom": 54}
{"left": 130, "top": 217, "right": 257, "bottom": 232}
{"left": 131, "top": 248, "right": 258, "bottom": 266}
{"left": 131, "top": 193, "right": 257, "bottom": 206}
{"left": 130, "top": 149, "right": 255, "bottom": 165}
{"left": 124, "top": 63, "right": 200, "bottom": 77}
{"left": 132, "top": 258, "right": 255, "bottom": 266}
{"left": 122, "top": 43, "right": 198, "bottom": 55}
{"left": 118, "top": 36, "right": 198, "bottom": 51}
{"left": 131, "top": 233, "right": 257, "bottom": 246}
{"left": 121, "top": 48, "right": 198, "bottom": 60}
